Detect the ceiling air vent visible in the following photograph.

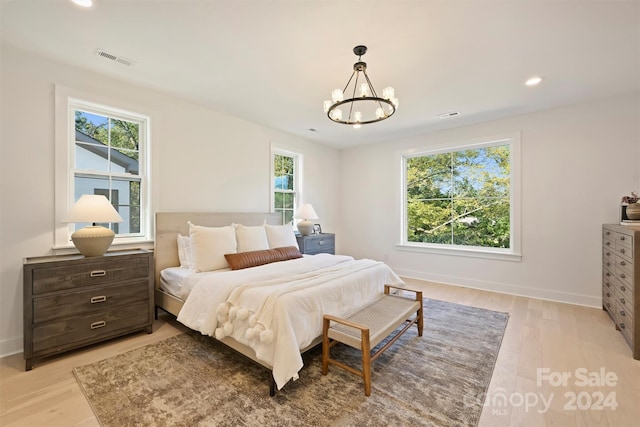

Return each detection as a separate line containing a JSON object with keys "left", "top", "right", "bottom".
{"left": 96, "top": 49, "right": 135, "bottom": 67}
{"left": 438, "top": 111, "right": 461, "bottom": 119}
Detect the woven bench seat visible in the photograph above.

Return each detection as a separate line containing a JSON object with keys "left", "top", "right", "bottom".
{"left": 321, "top": 284, "right": 423, "bottom": 396}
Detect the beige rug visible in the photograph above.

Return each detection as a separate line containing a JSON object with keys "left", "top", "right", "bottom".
{"left": 73, "top": 299, "right": 508, "bottom": 427}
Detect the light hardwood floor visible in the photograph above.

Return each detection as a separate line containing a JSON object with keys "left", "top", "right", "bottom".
{"left": 1, "top": 279, "right": 639, "bottom": 426}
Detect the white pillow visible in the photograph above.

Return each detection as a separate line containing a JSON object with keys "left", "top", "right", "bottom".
{"left": 264, "top": 224, "right": 299, "bottom": 249}
{"left": 176, "top": 234, "right": 192, "bottom": 269}
{"left": 235, "top": 224, "right": 270, "bottom": 252}
{"left": 189, "top": 223, "right": 237, "bottom": 272}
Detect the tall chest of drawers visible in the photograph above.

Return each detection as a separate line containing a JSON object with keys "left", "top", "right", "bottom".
{"left": 23, "top": 249, "right": 154, "bottom": 370}
{"left": 602, "top": 224, "right": 639, "bottom": 359}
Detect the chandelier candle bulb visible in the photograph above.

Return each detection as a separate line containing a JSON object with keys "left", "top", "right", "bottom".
{"left": 359, "top": 83, "right": 369, "bottom": 97}
{"left": 323, "top": 100, "right": 332, "bottom": 113}
{"left": 376, "top": 107, "right": 385, "bottom": 119}
{"left": 383, "top": 87, "right": 395, "bottom": 100}
{"left": 331, "top": 89, "right": 344, "bottom": 103}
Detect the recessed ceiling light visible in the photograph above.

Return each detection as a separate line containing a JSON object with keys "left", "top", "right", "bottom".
{"left": 525, "top": 76, "right": 543, "bottom": 86}
{"left": 71, "top": 0, "right": 93, "bottom": 8}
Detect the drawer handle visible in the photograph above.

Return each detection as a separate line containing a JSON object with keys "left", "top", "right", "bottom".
{"left": 605, "top": 302, "right": 611, "bottom": 308}
{"left": 606, "top": 292, "right": 611, "bottom": 297}
{"left": 606, "top": 262, "right": 610, "bottom": 266}
{"left": 90, "top": 270, "right": 106, "bottom": 277}
{"left": 620, "top": 261, "right": 626, "bottom": 266}
{"left": 605, "top": 282, "right": 611, "bottom": 288}
{"left": 319, "top": 240, "right": 324, "bottom": 246}
{"left": 620, "top": 298, "right": 625, "bottom": 304}
{"left": 620, "top": 273, "right": 626, "bottom": 279}
{"left": 606, "top": 231, "right": 611, "bottom": 235}
{"left": 620, "top": 249, "right": 625, "bottom": 254}
{"left": 90, "top": 320, "right": 106, "bottom": 329}
{"left": 620, "top": 236, "right": 625, "bottom": 241}
{"left": 619, "top": 323, "right": 625, "bottom": 330}
{"left": 605, "top": 242, "right": 611, "bottom": 246}
{"left": 620, "top": 286, "right": 626, "bottom": 292}
{"left": 619, "top": 311, "right": 625, "bottom": 317}
{"left": 90, "top": 295, "right": 107, "bottom": 304}
{"left": 606, "top": 252, "right": 611, "bottom": 256}
{"left": 605, "top": 272, "right": 611, "bottom": 277}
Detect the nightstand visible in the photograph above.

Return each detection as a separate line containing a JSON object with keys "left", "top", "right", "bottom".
{"left": 296, "top": 233, "right": 335, "bottom": 255}
{"left": 23, "top": 249, "right": 154, "bottom": 370}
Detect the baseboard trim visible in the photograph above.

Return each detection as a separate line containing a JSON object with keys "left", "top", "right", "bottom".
{"left": 0, "top": 336, "right": 23, "bottom": 359}
{"left": 394, "top": 267, "right": 601, "bottom": 308}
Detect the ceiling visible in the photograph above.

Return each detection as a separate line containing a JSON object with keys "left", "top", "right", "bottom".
{"left": 1, "top": 0, "right": 639, "bottom": 148}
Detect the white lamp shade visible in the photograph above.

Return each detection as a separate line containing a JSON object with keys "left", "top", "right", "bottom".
{"left": 294, "top": 203, "right": 319, "bottom": 220}
{"left": 67, "top": 195, "right": 124, "bottom": 223}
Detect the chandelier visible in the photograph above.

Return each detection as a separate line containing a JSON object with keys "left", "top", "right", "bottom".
{"left": 323, "top": 45, "right": 398, "bottom": 129}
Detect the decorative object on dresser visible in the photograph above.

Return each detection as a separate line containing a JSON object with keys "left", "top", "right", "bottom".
{"left": 602, "top": 224, "right": 639, "bottom": 359}
{"left": 294, "top": 203, "right": 318, "bottom": 236}
{"left": 296, "top": 233, "right": 335, "bottom": 255}
{"left": 23, "top": 249, "right": 154, "bottom": 370}
{"left": 66, "top": 194, "right": 124, "bottom": 257}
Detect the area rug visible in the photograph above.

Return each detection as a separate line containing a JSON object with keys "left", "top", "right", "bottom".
{"left": 73, "top": 299, "right": 508, "bottom": 427}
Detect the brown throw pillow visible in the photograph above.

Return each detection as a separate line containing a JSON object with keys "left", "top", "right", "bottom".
{"left": 224, "top": 246, "right": 302, "bottom": 270}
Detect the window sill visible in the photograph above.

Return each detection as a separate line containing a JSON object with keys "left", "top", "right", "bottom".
{"left": 396, "top": 243, "right": 522, "bottom": 262}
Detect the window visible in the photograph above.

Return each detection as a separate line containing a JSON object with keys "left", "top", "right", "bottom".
{"left": 272, "top": 150, "right": 300, "bottom": 225}
{"left": 54, "top": 85, "right": 151, "bottom": 249}
{"left": 401, "top": 135, "right": 521, "bottom": 260}
{"left": 73, "top": 107, "right": 145, "bottom": 235}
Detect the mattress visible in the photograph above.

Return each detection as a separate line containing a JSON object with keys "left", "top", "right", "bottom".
{"left": 159, "top": 267, "right": 193, "bottom": 298}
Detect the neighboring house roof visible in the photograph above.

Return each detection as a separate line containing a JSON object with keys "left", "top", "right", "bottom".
{"left": 75, "top": 130, "right": 139, "bottom": 174}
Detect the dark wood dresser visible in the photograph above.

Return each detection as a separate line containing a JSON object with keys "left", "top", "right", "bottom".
{"left": 602, "top": 224, "right": 639, "bottom": 359}
{"left": 296, "top": 233, "right": 335, "bottom": 255}
{"left": 23, "top": 249, "right": 154, "bottom": 370}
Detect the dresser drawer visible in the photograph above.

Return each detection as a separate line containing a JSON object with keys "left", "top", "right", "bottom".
{"left": 615, "top": 300, "right": 633, "bottom": 344}
{"left": 32, "top": 256, "right": 150, "bottom": 294}
{"left": 615, "top": 257, "right": 634, "bottom": 277}
{"left": 614, "top": 277, "right": 633, "bottom": 302}
{"left": 603, "top": 289, "right": 615, "bottom": 313}
{"left": 32, "top": 301, "right": 150, "bottom": 354}
{"left": 614, "top": 232, "right": 634, "bottom": 260}
{"left": 32, "top": 279, "right": 150, "bottom": 324}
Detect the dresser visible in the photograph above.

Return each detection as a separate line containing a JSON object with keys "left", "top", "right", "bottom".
{"left": 23, "top": 249, "right": 154, "bottom": 370}
{"left": 296, "top": 233, "right": 335, "bottom": 255}
{"left": 602, "top": 225, "right": 639, "bottom": 359}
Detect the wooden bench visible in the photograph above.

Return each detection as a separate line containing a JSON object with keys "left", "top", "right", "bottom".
{"left": 321, "top": 284, "right": 423, "bottom": 396}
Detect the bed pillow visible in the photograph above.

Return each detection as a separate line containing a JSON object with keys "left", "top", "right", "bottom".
{"left": 264, "top": 224, "right": 299, "bottom": 249}
{"left": 224, "top": 246, "right": 302, "bottom": 270}
{"left": 235, "top": 224, "right": 270, "bottom": 253}
{"left": 189, "top": 223, "right": 237, "bottom": 272}
{"left": 176, "top": 234, "right": 192, "bottom": 269}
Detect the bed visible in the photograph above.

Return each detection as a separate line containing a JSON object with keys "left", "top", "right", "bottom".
{"left": 154, "top": 212, "right": 404, "bottom": 393}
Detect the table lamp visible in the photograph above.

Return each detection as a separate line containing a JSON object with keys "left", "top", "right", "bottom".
{"left": 294, "top": 203, "right": 318, "bottom": 236}
{"left": 67, "top": 194, "right": 124, "bottom": 257}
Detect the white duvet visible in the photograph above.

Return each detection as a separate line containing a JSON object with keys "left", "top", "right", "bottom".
{"left": 176, "top": 254, "right": 403, "bottom": 389}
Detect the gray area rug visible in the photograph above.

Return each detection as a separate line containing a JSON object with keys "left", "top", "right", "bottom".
{"left": 73, "top": 299, "right": 508, "bottom": 427}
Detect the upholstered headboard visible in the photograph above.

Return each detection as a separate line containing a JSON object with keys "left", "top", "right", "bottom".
{"left": 154, "top": 212, "right": 282, "bottom": 287}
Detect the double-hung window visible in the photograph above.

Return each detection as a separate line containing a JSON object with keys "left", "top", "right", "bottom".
{"left": 401, "top": 135, "right": 521, "bottom": 260}
{"left": 72, "top": 105, "right": 146, "bottom": 236}
{"left": 272, "top": 150, "right": 300, "bottom": 225}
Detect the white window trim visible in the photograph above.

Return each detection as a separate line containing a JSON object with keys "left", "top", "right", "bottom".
{"left": 270, "top": 145, "right": 303, "bottom": 225}
{"left": 398, "top": 132, "right": 522, "bottom": 262}
{"left": 54, "top": 85, "right": 153, "bottom": 250}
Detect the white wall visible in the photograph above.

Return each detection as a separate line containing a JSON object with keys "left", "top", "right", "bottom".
{"left": 0, "top": 45, "right": 340, "bottom": 356}
{"left": 339, "top": 92, "right": 640, "bottom": 307}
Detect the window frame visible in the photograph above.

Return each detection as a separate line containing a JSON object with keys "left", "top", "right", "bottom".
{"left": 54, "top": 85, "right": 153, "bottom": 250}
{"left": 398, "top": 133, "right": 521, "bottom": 261}
{"left": 270, "top": 147, "right": 302, "bottom": 225}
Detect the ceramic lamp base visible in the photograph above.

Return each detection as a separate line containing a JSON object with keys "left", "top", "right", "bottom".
{"left": 71, "top": 225, "right": 115, "bottom": 257}
{"left": 297, "top": 220, "right": 314, "bottom": 236}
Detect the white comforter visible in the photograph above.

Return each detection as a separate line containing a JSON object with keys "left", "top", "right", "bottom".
{"left": 176, "top": 254, "right": 403, "bottom": 389}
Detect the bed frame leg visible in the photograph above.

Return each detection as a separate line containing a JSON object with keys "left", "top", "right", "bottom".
{"left": 269, "top": 374, "right": 276, "bottom": 396}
